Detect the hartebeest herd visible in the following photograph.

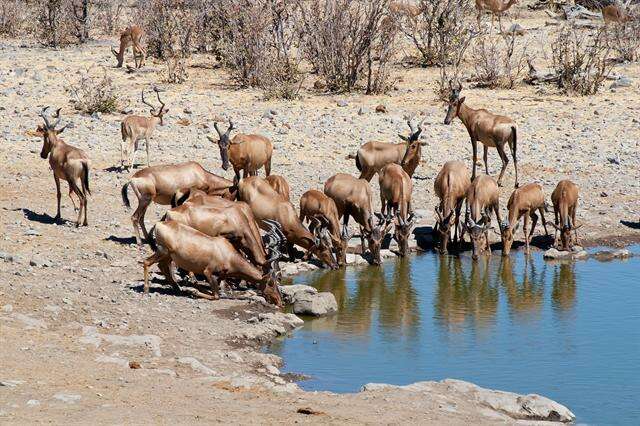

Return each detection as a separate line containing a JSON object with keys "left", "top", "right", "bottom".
{"left": 30, "top": 14, "right": 611, "bottom": 308}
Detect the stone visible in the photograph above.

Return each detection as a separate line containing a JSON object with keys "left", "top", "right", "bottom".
{"left": 610, "top": 77, "right": 632, "bottom": 89}
{"left": 543, "top": 248, "right": 587, "bottom": 260}
{"left": 0, "top": 380, "right": 24, "bottom": 387}
{"left": 0, "top": 252, "right": 16, "bottom": 262}
{"left": 507, "top": 23, "right": 526, "bottom": 35}
{"left": 375, "top": 104, "right": 387, "bottom": 113}
{"left": 177, "top": 357, "right": 217, "bottom": 376}
{"left": 337, "top": 100, "right": 348, "bottom": 107}
{"left": 279, "top": 284, "right": 318, "bottom": 304}
{"left": 79, "top": 326, "right": 162, "bottom": 357}
{"left": 293, "top": 292, "right": 338, "bottom": 316}
{"left": 53, "top": 393, "right": 82, "bottom": 404}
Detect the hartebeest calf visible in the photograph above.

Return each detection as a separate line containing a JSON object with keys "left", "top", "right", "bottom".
{"left": 444, "top": 81, "right": 519, "bottom": 188}
{"left": 379, "top": 163, "right": 415, "bottom": 256}
{"left": 207, "top": 120, "right": 273, "bottom": 183}
{"left": 111, "top": 25, "right": 146, "bottom": 68}
{"left": 347, "top": 120, "right": 425, "bottom": 181}
{"left": 121, "top": 162, "right": 234, "bottom": 245}
{"left": 434, "top": 161, "right": 471, "bottom": 255}
{"left": 265, "top": 175, "right": 290, "bottom": 201}
{"left": 299, "top": 189, "right": 350, "bottom": 267}
{"left": 144, "top": 221, "right": 282, "bottom": 306}
{"left": 120, "top": 88, "right": 169, "bottom": 170}
{"left": 34, "top": 107, "right": 91, "bottom": 227}
{"left": 324, "top": 173, "right": 392, "bottom": 265}
{"left": 548, "top": 180, "right": 581, "bottom": 251}
{"left": 464, "top": 175, "right": 502, "bottom": 260}
{"left": 501, "top": 183, "right": 549, "bottom": 255}
{"left": 238, "top": 176, "right": 338, "bottom": 269}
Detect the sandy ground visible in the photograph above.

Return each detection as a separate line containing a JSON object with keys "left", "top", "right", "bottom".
{"left": 0, "top": 4, "right": 638, "bottom": 424}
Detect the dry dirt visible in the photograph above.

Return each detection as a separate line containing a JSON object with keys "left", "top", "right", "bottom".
{"left": 1, "top": 5, "right": 638, "bottom": 424}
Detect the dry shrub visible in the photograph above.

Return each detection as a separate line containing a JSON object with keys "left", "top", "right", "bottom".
{"left": 606, "top": 21, "right": 640, "bottom": 63}
{"left": 92, "top": 0, "right": 126, "bottom": 35}
{"left": 0, "top": 0, "right": 27, "bottom": 36}
{"left": 551, "top": 25, "right": 612, "bottom": 95}
{"left": 297, "top": 0, "right": 398, "bottom": 94}
{"left": 471, "top": 30, "right": 528, "bottom": 89}
{"left": 33, "top": 0, "right": 78, "bottom": 46}
{"left": 164, "top": 55, "right": 189, "bottom": 84}
{"left": 68, "top": 67, "right": 119, "bottom": 114}
{"left": 135, "top": 0, "right": 196, "bottom": 59}
{"left": 399, "top": 0, "right": 475, "bottom": 67}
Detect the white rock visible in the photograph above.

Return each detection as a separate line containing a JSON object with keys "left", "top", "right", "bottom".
{"left": 177, "top": 357, "right": 217, "bottom": 376}
{"left": 279, "top": 284, "right": 318, "bottom": 304}
{"left": 293, "top": 292, "right": 338, "bottom": 316}
{"left": 53, "top": 393, "right": 82, "bottom": 404}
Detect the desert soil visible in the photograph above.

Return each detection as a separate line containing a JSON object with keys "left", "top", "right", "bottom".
{"left": 1, "top": 4, "right": 638, "bottom": 424}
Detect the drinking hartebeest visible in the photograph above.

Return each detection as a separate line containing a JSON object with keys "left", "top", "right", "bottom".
{"left": 378, "top": 163, "right": 414, "bottom": 256}
{"left": 464, "top": 175, "right": 501, "bottom": 260}
{"left": 121, "top": 162, "right": 234, "bottom": 245}
{"left": 111, "top": 25, "right": 146, "bottom": 68}
{"left": 207, "top": 120, "right": 273, "bottom": 184}
{"left": 324, "top": 173, "right": 392, "bottom": 265}
{"left": 347, "top": 120, "right": 425, "bottom": 181}
{"left": 501, "top": 183, "right": 549, "bottom": 255}
{"left": 120, "top": 88, "right": 168, "bottom": 170}
{"left": 33, "top": 107, "right": 91, "bottom": 227}
{"left": 547, "top": 179, "right": 581, "bottom": 251}
{"left": 434, "top": 161, "right": 471, "bottom": 255}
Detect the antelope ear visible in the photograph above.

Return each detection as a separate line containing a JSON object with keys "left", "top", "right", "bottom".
{"left": 56, "top": 127, "right": 65, "bottom": 134}
{"left": 458, "top": 96, "right": 466, "bottom": 104}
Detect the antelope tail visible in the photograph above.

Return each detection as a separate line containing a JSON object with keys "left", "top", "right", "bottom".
{"left": 511, "top": 126, "right": 517, "bottom": 161}
{"left": 346, "top": 153, "right": 357, "bottom": 160}
{"left": 81, "top": 162, "right": 91, "bottom": 196}
{"left": 148, "top": 224, "right": 158, "bottom": 252}
{"left": 121, "top": 182, "right": 131, "bottom": 209}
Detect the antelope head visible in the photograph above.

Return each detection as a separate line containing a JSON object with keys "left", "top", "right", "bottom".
{"left": 444, "top": 80, "right": 465, "bottom": 125}
{"left": 434, "top": 205, "right": 455, "bottom": 254}
{"left": 547, "top": 220, "right": 582, "bottom": 251}
{"left": 35, "top": 106, "right": 67, "bottom": 159}
{"left": 310, "top": 216, "right": 339, "bottom": 269}
{"left": 335, "top": 225, "right": 352, "bottom": 267}
{"left": 141, "top": 87, "right": 169, "bottom": 125}
{"left": 365, "top": 214, "right": 393, "bottom": 265}
{"left": 463, "top": 212, "right": 492, "bottom": 260}
{"left": 393, "top": 211, "right": 415, "bottom": 256}
{"left": 500, "top": 219, "right": 519, "bottom": 256}
{"left": 399, "top": 119, "right": 426, "bottom": 167}
{"left": 209, "top": 119, "right": 235, "bottom": 171}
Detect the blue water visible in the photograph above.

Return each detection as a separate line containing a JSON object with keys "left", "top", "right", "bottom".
{"left": 269, "top": 247, "right": 640, "bottom": 425}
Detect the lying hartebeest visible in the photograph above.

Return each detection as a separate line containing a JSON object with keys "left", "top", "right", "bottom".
{"left": 501, "top": 183, "right": 549, "bottom": 255}
{"left": 464, "top": 175, "right": 502, "bottom": 260}
{"left": 602, "top": 4, "right": 633, "bottom": 24}
{"left": 121, "top": 162, "right": 234, "bottom": 245}
{"left": 547, "top": 180, "right": 581, "bottom": 251}
{"left": 324, "top": 173, "right": 392, "bottom": 265}
{"left": 434, "top": 161, "right": 471, "bottom": 255}
{"left": 265, "top": 175, "right": 290, "bottom": 201}
{"left": 34, "top": 107, "right": 91, "bottom": 227}
{"left": 111, "top": 25, "right": 146, "bottom": 68}
{"left": 144, "top": 220, "right": 283, "bottom": 306}
{"left": 207, "top": 120, "right": 273, "bottom": 183}
{"left": 299, "top": 189, "right": 350, "bottom": 267}
{"left": 444, "top": 81, "right": 519, "bottom": 188}
{"left": 379, "top": 164, "right": 414, "bottom": 256}
{"left": 238, "top": 176, "right": 337, "bottom": 269}
{"left": 347, "top": 120, "right": 425, "bottom": 181}
{"left": 120, "top": 88, "right": 169, "bottom": 170}
{"left": 476, "top": 0, "right": 518, "bottom": 29}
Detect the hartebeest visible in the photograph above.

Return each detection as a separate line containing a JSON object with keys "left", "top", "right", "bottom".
{"left": 324, "top": 173, "right": 392, "bottom": 265}
{"left": 237, "top": 176, "right": 338, "bottom": 269}
{"left": 265, "top": 174, "right": 291, "bottom": 201}
{"left": 444, "top": 81, "right": 519, "bottom": 188}
{"left": 34, "top": 107, "right": 91, "bottom": 227}
{"left": 347, "top": 120, "right": 425, "bottom": 181}
{"left": 121, "top": 162, "right": 234, "bottom": 245}
{"left": 501, "top": 183, "right": 549, "bottom": 255}
{"left": 144, "top": 220, "right": 282, "bottom": 306}
{"left": 464, "top": 175, "right": 502, "bottom": 260}
{"left": 299, "top": 189, "right": 350, "bottom": 266}
{"left": 547, "top": 180, "right": 581, "bottom": 251}
{"left": 379, "top": 163, "right": 414, "bottom": 256}
{"left": 207, "top": 120, "right": 273, "bottom": 183}
{"left": 434, "top": 161, "right": 471, "bottom": 255}
{"left": 602, "top": 4, "right": 633, "bottom": 24}
{"left": 111, "top": 25, "right": 146, "bottom": 68}
{"left": 476, "top": 0, "right": 518, "bottom": 29}
{"left": 120, "top": 88, "right": 169, "bottom": 170}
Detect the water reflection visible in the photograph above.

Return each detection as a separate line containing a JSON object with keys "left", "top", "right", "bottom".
{"left": 499, "top": 255, "right": 546, "bottom": 321}
{"left": 552, "top": 262, "right": 577, "bottom": 315}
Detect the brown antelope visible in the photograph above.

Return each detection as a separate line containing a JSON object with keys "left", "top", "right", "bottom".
{"left": 121, "top": 162, "right": 234, "bottom": 245}
{"left": 434, "top": 161, "right": 471, "bottom": 255}
{"left": 111, "top": 25, "right": 146, "bottom": 68}
{"left": 299, "top": 189, "right": 350, "bottom": 267}
{"left": 144, "top": 220, "right": 282, "bottom": 306}
{"left": 378, "top": 163, "right": 415, "bottom": 256}
{"left": 547, "top": 180, "right": 581, "bottom": 251}
{"left": 33, "top": 107, "right": 91, "bottom": 227}
{"left": 347, "top": 120, "right": 425, "bottom": 181}
{"left": 206, "top": 120, "right": 273, "bottom": 183}
{"left": 389, "top": 1, "right": 422, "bottom": 18}
{"left": 324, "top": 173, "right": 392, "bottom": 265}
{"left": 501, "top": 183, "right": 549, "bottom": 255}
{"left": 444, "top": 81, "right": 519, "bottom": 188}
{"left": 237, "top": 176, "right": 338, "bottom": 269}
{"left": 463, "top": 175, "right": 502, "bottom": 260}
{"left": 602, "top": 4, "right": 633, "bottom": 24}
{"left": 475, "top": 0, "right": 518, "bottom": 29}
{"left": 265, "top": 174, "right": 290, "bottom": 201}
{"left": 120, "top": 88, "right": 169, "bottom": 170}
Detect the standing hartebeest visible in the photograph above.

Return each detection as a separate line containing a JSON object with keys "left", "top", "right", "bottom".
{"left": 33, "top": 107, "right": 91, "bottom": 227}
{"left": 501, "top": 183, "right": 549, "bottom": 255}
{"left": 207, "top": 120, "right": 273, "bottom": 184}
{"left": 434, "top": 161, "right": 471, "bottom": 255}
{"left": 111, "top": 25, "right": 146, "bottom": 68}
{"left": 475, "top": 0, "right": 518, "bottom": 29}
{"left": 547, "top": 180, "right": 581, "bottom": 251}
{"left": 444, "top": 81, "right": 519, "bottom": 188}
{"left": 378, "top": 163, "right": 415, "bottom": 256}
{"left": 120, "top": 88, "right": 169, "bottom": 170}
{"left": 463, "top": 175, "right": 502, "bottom": 260}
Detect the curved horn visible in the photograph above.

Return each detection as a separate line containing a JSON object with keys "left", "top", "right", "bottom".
{"left": 51, "top": 107, "right": 62, "bottom": 129}
{"left": 141, "top": 90, "right": 155, "bottom": 112}
{"left": 39, "top": 106, "right": 52, "bottom": 129}
{"left": 153, "top": 86, "right": 166, "bottom": 113}
{"left": 226, "top": 119, "right": 235, "bottom": 135}
{"left": 213, "top": 122, "right": 223, "bottom": 138}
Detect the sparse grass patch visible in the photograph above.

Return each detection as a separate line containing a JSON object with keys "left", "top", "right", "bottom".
{"left": 68, "top": 67, "right": 119, "bottom": 114}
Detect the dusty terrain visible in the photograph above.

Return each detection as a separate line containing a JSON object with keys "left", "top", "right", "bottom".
{"left": 1, "top": 4, "right": 638, "bottom": 424}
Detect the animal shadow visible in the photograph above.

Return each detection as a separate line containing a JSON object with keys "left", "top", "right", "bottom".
{"left": 103, "top": 166, "right": 125, "bottom": 173}
{"left": 105, "top": 235, "right": 137, "bottom": 245}
{"left": 620, "top": 220, "right": 640, "bottom": 230}
{"left": 21, "top": 208, "right": 70, "bottom": 225}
